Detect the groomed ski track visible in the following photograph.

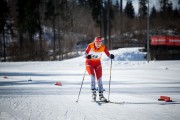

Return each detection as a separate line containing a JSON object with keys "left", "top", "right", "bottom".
{"left": 1, "top": 58, "right": 180, "bottom": 120}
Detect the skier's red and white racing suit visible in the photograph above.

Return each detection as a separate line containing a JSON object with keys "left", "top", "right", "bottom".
{"left": 85, "top": 42, "right": 110, "bottom": 92}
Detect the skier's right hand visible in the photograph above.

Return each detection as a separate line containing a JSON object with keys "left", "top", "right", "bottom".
{"left": 86, "top": 54, "right": 92, "bottom": 59}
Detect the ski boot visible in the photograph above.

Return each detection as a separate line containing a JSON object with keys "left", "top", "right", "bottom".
{"left": 92, "top": 90, "right": 96, "bottom": 101}
{"left": 99, "top": 92, "right": 108, "bottom": 102}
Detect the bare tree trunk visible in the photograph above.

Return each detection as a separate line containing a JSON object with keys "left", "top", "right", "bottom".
{"left": 3, "top": 28, "right": 6, "bottom": 62}
{"left": 39, "top": 28, "right": 43, "bottom": 60}
{"left": 53, "top": 18, "right": 56, "bottom": 60}
{"left": 58, "top": 16, "right": 61, "bottom": 61}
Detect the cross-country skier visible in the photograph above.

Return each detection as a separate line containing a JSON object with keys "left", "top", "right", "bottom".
{"left": 85, "top": 36, "right": 114, "bottom": 102}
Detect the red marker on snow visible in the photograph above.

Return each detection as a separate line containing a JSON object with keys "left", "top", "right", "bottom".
{"left": 3, "top": 76, "right": 8, "bottom": 79}
{"left": 158, "top": 96, "right": 172, "bottom": 102}
{"left": 55, "top": 82, "right": 62, "bottom": 86}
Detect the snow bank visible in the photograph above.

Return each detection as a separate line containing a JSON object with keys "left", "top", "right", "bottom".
{"left": 69, "top": 47, "right": 146, "bottom": 62}
{"left": 102, "top": 47, "right": 146, "bottom": 61}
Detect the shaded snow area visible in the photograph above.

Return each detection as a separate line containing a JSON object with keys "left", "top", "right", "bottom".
{"left": 0, "top": 47, "right": 180, "bottom": 120}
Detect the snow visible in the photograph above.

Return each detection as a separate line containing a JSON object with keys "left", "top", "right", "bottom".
{"left": 0, "top": 47, "right": 180, "bottom": 120}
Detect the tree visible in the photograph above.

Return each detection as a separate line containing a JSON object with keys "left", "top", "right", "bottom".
{"left": 120, "top": 0, "right": 123, "bottom": 14}
{"left": 0, "top": 0, "right": 9, "bottom": 61}
{"left": 16, "top": 0, "right": 26, "bottom": 49}
{"left": 124, "top": 0, "right": 135, "bottom": 18}
{"left": 138, "top": 0, "right": 147, "bottom": 18}
{"left": 45, "top": 0, "right": 72, "bottom": 60}
{"left": 160, "top": 0, "right": 173, "bottom": 18}
{"left": 173, "top": 8, "right": 180, "bottom": 18}
{"left": 138, "top": 0, "right": 148, "bottom": 38}
{"left": 88, "top": 0, "right": 102, "bottom": 26}
{"left": 77, "top": 0, "right": 89, "bottom": 5}
{"left": 167, "top": 1, "right": 173, "bottom": 17}
{"left": 114, "top": 0, "right": 119, "bottom": 10}
{"left": 58, "top": 0, "right": 73, "bottom": 60}
{"left": 16, "top": 0, "right": 42, "bottom": 60}
{"left": 36, "top": 0, "right": 44, "bottom": 60}
{"left": 0, "top": 0, "right": 9, "bottom": 33}
{"left": 160, "top": 0, "right": 169, "bottom": 13}
{"left": 150, "top": 6, "right": 157, "bottom": 18}
{"left": 25, "top": 0, "right": 41, "bottom": 42}
{"left": 150, "top": 5, "right": 160, "bottom": 34}
{"left": 45, "top": 0, "right": 58, "bottom": 60}
{"left": 88, "top": 0, "right": 114, "bottom": 47}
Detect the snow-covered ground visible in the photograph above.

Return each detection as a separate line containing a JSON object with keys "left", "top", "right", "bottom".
{"left": 0, "top": 47, "right": 180, "bottom": 120}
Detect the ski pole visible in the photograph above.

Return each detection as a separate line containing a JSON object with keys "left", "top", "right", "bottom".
{"left": 76, "top": 68, "right": 86, "bottom": 103}
{"left": 108, "top": 59, "right": 112, "bottom": 101}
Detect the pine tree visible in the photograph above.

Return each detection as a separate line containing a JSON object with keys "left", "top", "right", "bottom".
{"left": 160, "top": 0, "right": 169, "bottom": 12}
{"left": 24, "top": 0, "right": 41, "bottom": 42}
{"left": 150, "top": 5, "right": 160, "bottom": 31}
{"left": 120, "top": 0, "right": 123, "bottom": 14}
{"left": 88, "top": 0, "right": 102, "bottom": 26}
{"left": 150, "top": 6, "right": 157, "bottom": 18}
{"left": 115, "top": 0, "right": 119, "bottom": 10}
{"left": 16, "top": 0, "right": 26, "bottom": 48}
{"left": 178, "top": 0, "right": 180, "bottom": 17}
{"left": 138, "top": 0, "right": 147, "bottom": 18}
{"left": 0, "top": 0, "right": 9, "bottom": 33}
{"left": 16, "top": 0, "right": 42, "bottom": 60}
{"left": 45, "top": 0, "right": 58, "bottom": 60}
{"left": 173, "top": 8, "right": 180, "bottom": 18}
{"left": 78, "top": 0, "right": 88, "bottom": 5}
{"left": 124, "top": 0, "right": 135, "bottom": 18}
{"left": 160, "top": 0, "right": 173, "bottom": 18}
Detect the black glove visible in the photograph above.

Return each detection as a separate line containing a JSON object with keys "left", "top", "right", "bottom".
{"left": 110, "top": 54, "right": 114, "bottom": 59}
{"left": 86, "top": 54, "right": 92, "bottom": 59}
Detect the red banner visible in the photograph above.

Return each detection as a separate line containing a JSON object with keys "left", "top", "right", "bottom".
{"left": 151, "top": 36, "right": 180, "bottom": 46}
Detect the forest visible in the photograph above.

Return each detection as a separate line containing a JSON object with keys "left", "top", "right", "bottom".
{"left": 0, "top": 0, "right": 180, "bottom": 61}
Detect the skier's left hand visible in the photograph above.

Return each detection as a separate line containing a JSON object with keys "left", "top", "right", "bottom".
{"left": 110, "top": 54, "right": 114, "bottom": 59}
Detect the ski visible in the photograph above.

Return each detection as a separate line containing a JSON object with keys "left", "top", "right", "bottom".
{"left": 92, "top": 100, "right": 109, "bottom": 105}
{"left": 92, "top": 101, "right": 180, "bottom": 105}
{"left": 92, "top": 100, "right": 109, "bottom": 104}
